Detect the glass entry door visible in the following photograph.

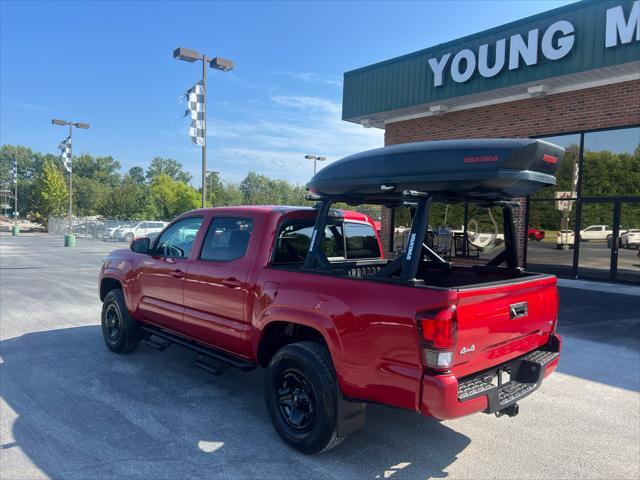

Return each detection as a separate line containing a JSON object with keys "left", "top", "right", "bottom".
{"left": 577, "top": 199, "right": 640, "bottom": 282}
{"left": 577, "top": 201, "right": 615, "bottom": 281}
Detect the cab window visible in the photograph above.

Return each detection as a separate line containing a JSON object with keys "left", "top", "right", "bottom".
{"left": 155, "top": 217, "right": 203, "bottom": 258}
{"left": 200, "top": 217, "right": 255, "bottom": 261}
{"left": 273, "top": 220, "right": 380, "bottom": 264}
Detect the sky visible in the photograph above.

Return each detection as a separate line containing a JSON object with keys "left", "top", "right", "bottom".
{"left": 1, "top": 0, "right": 579, "bottom": 187}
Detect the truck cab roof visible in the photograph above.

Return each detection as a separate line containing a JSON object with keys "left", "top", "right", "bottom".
{"left": 176, "top": 205, "right": 376, "bottom": 225}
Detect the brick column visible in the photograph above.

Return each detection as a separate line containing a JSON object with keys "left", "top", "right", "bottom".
{"left": 380, "top": 206, "right": 394, "bottom": 255}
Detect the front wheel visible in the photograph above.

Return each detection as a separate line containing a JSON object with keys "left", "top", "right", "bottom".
{"left": 124, "top": 232, "right": 134, "bottom": 242}
{"left": 101, "top": 289, "right": 142, "bottom": 353}
{"left": 265, "top": 342, "right": 343, "bottom": 454}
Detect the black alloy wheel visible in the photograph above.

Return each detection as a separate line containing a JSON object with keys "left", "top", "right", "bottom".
{"left": 101, "top": 289, "right": 141, "bottom": 353}
{"left": 104, "top": 303, "right": 122, "bottom": 342}
{"left": 277, "top": 368, "right": 317, "bottom": 431}
{"left": 264, "top": 341, "right": 344, "bottom": 454}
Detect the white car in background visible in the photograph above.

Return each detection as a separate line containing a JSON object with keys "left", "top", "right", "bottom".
{"left": 579, "top": 225, "right": 612, "bottom": 241}
{"left": 106, "top": 225, "right": 122, "bottom": 239}
{"left": 556, "top": 230, "right": 575, "bottom": 249}
{"left": 116, "top": 221, "right": 167, "bottom": 242}
{"left": 621, "top": 229, "right": 640, "bottom": 249}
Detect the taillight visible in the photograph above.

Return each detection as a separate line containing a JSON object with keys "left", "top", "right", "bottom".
{"left": 418, "top": 306, "right": 457, "bottom": 348}
{"left": 416, "top": 306, "right": 457, "bottom": 370}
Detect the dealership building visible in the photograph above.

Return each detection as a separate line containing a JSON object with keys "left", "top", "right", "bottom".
{"left": 342, "top": 0, "right": 639, "bottom": 283}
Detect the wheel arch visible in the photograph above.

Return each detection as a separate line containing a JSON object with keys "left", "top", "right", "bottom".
{"left": 100, "top": 277, "right": 122, "bottom": 301}
{"left": 254, "top": 308, "right": 345, "bottom": 370}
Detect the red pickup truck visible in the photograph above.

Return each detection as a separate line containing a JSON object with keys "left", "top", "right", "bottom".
{"left": 99, "top": 139, "right": 562, "bottom": 454}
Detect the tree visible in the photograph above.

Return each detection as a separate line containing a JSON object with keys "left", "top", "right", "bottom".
{"left": 206, "top": 171, "right": 225, "bottom": 206}
{"left": 73, "top": 154, "right": 121, "bottom": 186}
{"left": 100, "top": 179, "right": 156, "bottom": 219}
{"left": 73, "top": 177, "right": 110, "bottom": 216}
{"left": 32, "top": 160, "right": 68, "bottom": 222}
{"left": 127, "top": 166, "right": 146, "bottom": 185}
{"left": 146, "top": 157, "right": 192, "bottom": 183}
{"left": 150, "top": 174, "right": 199, "bottom": 220}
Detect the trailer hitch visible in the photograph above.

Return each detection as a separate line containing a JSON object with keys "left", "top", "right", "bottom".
{"left": 495, "top": 403, "right": 520, "bottom": 418}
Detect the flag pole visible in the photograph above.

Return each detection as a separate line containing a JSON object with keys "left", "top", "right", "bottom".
{"left": 12, "top": 156, "right": 18, "bottom": 236}
{"left": 14, "top": 158, "right": 17, "bottom": 226}
{"left": 69, "top": 124, "right": 73, "bottom": 233}
{"left": 201, "top": 54, "right": 207, "bottom": 209}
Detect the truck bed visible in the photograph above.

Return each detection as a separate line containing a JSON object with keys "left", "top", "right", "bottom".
{"left": 278, "top": 259, "right": 544, "bottom": 290}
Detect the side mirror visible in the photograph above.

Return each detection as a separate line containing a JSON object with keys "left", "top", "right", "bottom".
{"left": 130, "top": 237, "right": 151, "bottom": 254}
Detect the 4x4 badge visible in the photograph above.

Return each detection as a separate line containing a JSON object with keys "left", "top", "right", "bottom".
{"left": 459, "top": 344, "right": 475, "bottom": 355}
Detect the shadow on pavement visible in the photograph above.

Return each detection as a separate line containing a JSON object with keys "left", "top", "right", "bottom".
{"left": 0, "top": 326, "right": 470, "bottom": 479}
{"left": 555, "top": 287, "right": 640, "bottom": 392}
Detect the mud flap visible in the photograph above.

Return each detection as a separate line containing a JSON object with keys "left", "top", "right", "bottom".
{"left": 337, "top": 392, "right": 366, "bottom": 437}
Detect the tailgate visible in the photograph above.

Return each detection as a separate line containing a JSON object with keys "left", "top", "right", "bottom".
{"left": 452, "top": 275, "right": 558, "bottom": 378}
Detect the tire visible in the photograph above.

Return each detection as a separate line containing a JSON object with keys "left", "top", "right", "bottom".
{"left": 265, "top": 341, "right": 343, "bottom": 454}
{"left": 528, "top": 234, "right": 536, "bottom": 241}
{"left": 101, "top": 289, "right": 142, "bottom": 353}
{"left": 124, "top": 232, "right": 134, "bottom": 242}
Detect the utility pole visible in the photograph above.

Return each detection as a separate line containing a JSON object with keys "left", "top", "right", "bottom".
{"left": 174, "top": 47, "right": 234, "bottom": 208}
{"left": 52, "top": 119, "right": 90, "bottom": 247}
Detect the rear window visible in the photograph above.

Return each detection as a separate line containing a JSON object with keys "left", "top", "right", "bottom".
{"left": 273, "top": 221, "right": 380, "bottom": 264}
{"left": 344, "top": 223, "right": 381, "bottom": 259}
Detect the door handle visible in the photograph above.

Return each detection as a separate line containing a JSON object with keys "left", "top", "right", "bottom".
{"left": 222, "top": 277, "right": 241, "bottom": 288}
{"left": 170, "top": 269, "right": 186, "bottom": 278}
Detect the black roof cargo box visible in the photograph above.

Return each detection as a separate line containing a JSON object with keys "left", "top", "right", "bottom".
{"left": 306, "top": 139, "right": 564, "bottom": 202}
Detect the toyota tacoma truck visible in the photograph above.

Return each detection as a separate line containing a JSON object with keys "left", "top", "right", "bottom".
{"left": 99, "top": 139, "right": 563, "bottom": 454}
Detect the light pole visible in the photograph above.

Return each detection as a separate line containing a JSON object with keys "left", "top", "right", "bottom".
{"left": 13, "top": 159, "right": 18, "bottom": 235}
{"left": 52, "top": 119, "right": 90, "bottom": 246}
{"left": 305, "top": 154, "right": 327, "bottom": 174}
{"left": 206, "top": 170, "right": 220, "bottom": 207}
{"left": 174, "top": 47, "right": 234, "bottom": 208}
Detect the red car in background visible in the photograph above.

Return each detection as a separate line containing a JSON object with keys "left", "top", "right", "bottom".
{"left": 528, "top": 227, "right": 545, "bottom": 241}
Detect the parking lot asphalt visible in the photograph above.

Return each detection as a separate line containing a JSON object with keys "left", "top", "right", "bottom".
{"left": 1, "top": 233, "right": 639, "bottom": 480}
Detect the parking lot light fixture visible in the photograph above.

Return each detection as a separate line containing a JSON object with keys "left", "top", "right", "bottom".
{"left": 305, "top": 154, "right": 327, "bottom": 174}
{"left": 174, "top": 47, "right": 234, "bottom": 208}
{"left": 210, "top": 57, "right": 234, "bottom": 72}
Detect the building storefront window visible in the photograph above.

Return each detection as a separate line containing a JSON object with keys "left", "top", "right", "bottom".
{"left": 582, "top": 127, "right": 640, "bottom": 197}
{"left": 526, "top": 126, "right": 640, "bottom": 283}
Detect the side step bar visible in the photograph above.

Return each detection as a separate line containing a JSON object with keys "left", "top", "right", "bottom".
{"left": 140, "top": 325, "right": 255, "bottom": 373}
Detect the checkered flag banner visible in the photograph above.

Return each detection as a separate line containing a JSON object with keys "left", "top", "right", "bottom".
{"left": 184, "top": 80, "right": 205, "bottom": 146}
{"left": 58, "top": 136, "right": 72, "bottom": 173}
{"left": 10, "top": 158, "right": 17, "bottom": 184}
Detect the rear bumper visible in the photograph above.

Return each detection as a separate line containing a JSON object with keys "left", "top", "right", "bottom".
{"left": 420, "top": 334, "right": 561, "bottom": 420}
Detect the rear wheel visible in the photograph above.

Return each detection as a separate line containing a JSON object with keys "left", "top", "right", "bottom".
{"left": 265, "top": 341, "right": 343, "bottom": 454}
{"left": 124, "top": 232, "right": 134, "bottom": 242}
{"left": 101, "top": 289, "right": 141, "bottom": 353}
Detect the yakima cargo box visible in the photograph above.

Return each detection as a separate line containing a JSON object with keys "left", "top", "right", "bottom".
{"left": 306, "top": 139, "right": 564, "bottom": 202}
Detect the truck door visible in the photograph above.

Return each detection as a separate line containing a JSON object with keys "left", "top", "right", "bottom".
{"left": 182, "top": 215, "right": 258, "bottom": 357}
{"left": 134, "top": 216, "right": 204, "bottom": 330}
